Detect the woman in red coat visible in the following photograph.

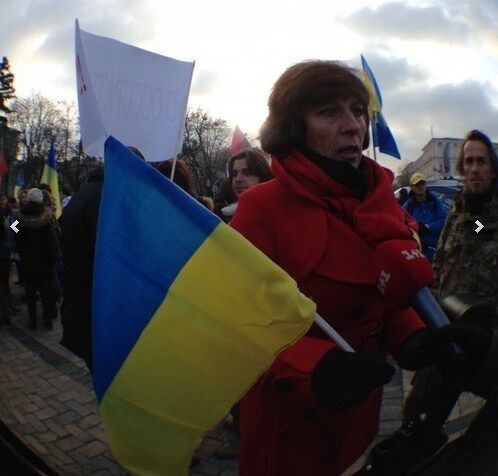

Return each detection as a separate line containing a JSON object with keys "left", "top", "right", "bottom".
{"left": 230, "top": 60, "right": 426, "bottom": 475}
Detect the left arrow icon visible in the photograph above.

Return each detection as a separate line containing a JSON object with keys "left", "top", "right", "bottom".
{"left": 10, "top": 220, "right": 19, "bottom": 233}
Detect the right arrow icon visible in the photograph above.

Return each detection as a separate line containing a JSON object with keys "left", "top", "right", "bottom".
{"left": 475, "top": 220, "right": 484, "bottom": 233}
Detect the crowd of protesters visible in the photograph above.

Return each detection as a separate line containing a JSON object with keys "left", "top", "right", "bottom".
{"left": 1, "top": 60, "right": 498, "bottom": 476}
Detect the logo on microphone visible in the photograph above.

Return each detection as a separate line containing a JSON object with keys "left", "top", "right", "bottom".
{"left": 401, "top": 249, "right": 424, "bottom": 261}
{"left": 377, "top": 270, "right": 391, "bottom": 295}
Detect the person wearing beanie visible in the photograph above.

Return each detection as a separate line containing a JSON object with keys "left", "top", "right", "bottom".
{"left": 14, "top": 188, "right": 60, "bottom": 330}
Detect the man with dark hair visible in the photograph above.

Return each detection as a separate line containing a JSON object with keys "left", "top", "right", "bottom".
{"left": 433, "top": 129, "right": 498, "bottom": 307}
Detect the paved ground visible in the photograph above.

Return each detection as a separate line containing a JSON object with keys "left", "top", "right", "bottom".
{"left": 0, "top": 281, "right": 239, "bottom": 475}
{"left": 0, "top": 279, "right": 483, "bottom": 475}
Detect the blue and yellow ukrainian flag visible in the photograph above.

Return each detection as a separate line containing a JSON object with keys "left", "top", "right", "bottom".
{"left": 361, "top": 55, "right": 401, "bottom": 160}
{"left": 40, "top": 139, "right": 62, "bottom": 218}
{"left": 93, "top": 137, "right": 316, "bottom": 475}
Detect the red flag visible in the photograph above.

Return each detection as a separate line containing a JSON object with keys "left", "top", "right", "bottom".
{"left": 230, "top": 126, "right": 251, "bottom": 156}
{"left": 0, "top": 150, "right": 8, "bottom": 176}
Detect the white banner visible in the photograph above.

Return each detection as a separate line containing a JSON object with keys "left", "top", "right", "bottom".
{"left": 75, "top": 19, "right": 194, "bottom": 162}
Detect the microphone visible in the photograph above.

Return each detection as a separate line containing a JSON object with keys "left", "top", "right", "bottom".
{"left": 372, "top": 239, "right": 452, "bottom": 330}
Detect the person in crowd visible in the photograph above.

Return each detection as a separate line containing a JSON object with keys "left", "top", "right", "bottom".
{"left": 229, "top": 148, "right": 273, "bottom": 200}
{"left": 37, "top": 184, "right": 57, "bottom": 215}
{"left": 217, "top": 148, "right": 273, "bottom": 221}
{"left": 403, "top": 172, "right": 447, "bottom": 261}
{"left": 213, "top": 177, "right": 237, "bottom": 221}
{"left": 433, "top": 130, "right": 498, "bottom": 308}
{"left": 60, "top": 167, "right": 104, "bottom": 371}
{"left": 60, "top": 187, "right": 72, "bottom": 209}
{"left": 396, "top": 187, "right": 408, "bottom": 205}
{"left": 14, "top": 188, "right": 59, "bottom": 330}
{"left": 9, "top": 197, "right": 24, "bottom": 286}
{"left": 401, "top": 130, "right": 498, "bottom": 437}
{"left": 0, "top": 195, "right": 15, "bottom": 313}
{"left": 18, "top": 188, "right": 29, "bottom": 208}
{"left": 229, "top": 60, "right": 429, "bottom": 476}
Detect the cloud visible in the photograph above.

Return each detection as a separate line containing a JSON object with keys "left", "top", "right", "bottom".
{"left": 342, "top": 2, "right": 470, "bottom": 43}
{"left": 1, "top": 0, "right": 160, "bottom": 80}
{"left": 191, "top": 70, "right": 219, "bottom": 96}
{"left": 356, "top": 50, "right": 428, "bottom": 93}
{"left": 387, "top": 80, "right": 498, "bottom": 160}
{"left": 344, "top": 50, "right": 498, "bottom": 161}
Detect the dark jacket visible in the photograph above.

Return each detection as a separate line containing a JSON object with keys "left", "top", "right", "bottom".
{"left": 59, "top": 168, "right": 103, "bottom": 360}
{"left": 14, "top": 203, "right": 59, "bottom": 276}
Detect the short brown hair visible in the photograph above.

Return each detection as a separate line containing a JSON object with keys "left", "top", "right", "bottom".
{"left": 260, "top": 60, "right": 370, "bottom": 157}
{"left": 156, "top": 159, "right": 194, "bottom": 195}
{"left": 228, "top": 148, "right": 273, "bottom": 182}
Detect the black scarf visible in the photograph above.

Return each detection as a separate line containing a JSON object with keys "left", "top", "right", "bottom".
{"left": 297, "top": 145, "right": 369, "bottom": 200}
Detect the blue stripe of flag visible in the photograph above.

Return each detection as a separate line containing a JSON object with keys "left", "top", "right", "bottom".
{"left": 93, "top": 137, "right": 220, "bottom": 400}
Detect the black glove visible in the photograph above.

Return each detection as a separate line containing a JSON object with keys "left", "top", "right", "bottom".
{"left": 397, "top": 329, "right": 432, "bottom": 371}
{"left": 397, "top": 324, "right": 492, "bottom": 372}
{"left": 312, "top": 349, "right": 395, "bottom": 411}
{"left": 427, "top": 322, "right": 492, "bottom": 369}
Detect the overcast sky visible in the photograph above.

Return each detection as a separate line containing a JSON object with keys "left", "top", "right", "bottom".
{"left": 2, "top": 0, "right": 498, "bottom": 172}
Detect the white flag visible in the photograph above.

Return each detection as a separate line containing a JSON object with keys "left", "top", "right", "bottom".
{"left": 75, "top": 19, "right": 195, "bottom": 162}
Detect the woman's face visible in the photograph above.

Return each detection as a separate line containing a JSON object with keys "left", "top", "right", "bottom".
{"left": 303, "top": 97, "right": 367, "bottom": 167}
{"left": 231, "top": 158, "right": 261, "bottom": 199}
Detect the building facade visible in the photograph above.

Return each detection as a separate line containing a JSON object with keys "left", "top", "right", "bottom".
{"left": 403, "top": 137, "right": 498, "bottom": 182}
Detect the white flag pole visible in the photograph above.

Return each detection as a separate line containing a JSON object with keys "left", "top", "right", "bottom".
{"left": 314, "top": 314, "right": 355, "bottom": 352}
{"left": 169, "top": 157, "right": 177, "bottom": 182}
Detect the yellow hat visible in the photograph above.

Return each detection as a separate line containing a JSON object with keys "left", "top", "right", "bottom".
{"left": 410, "top": 172, "right": 425, "bottom": 185}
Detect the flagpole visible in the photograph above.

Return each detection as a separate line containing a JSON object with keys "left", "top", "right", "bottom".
{"left": 299, "top": 291, "right": 354, "bottom": 352}
{"left": 169, "top": 157, "right": 177, "bottom": 182}
{"left": 314, "top": 314, "right": 355, "bottom": 352}
{"left": 371, "top": 112, "right": 378, "bottom": 163}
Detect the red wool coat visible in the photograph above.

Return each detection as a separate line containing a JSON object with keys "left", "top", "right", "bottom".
{"left": 230, "top": 150, "right": 425, "bottom": 476}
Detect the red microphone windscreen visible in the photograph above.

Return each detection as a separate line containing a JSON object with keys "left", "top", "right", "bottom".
{"left": 372, "top": 239, "right": 434, "bottom": 307}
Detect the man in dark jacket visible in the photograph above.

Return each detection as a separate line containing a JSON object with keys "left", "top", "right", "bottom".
{"left": 59, "top": 167, "right": 103, "bottom": 371}
{"left": 15, "top": 188, "right": 59, "bottom": 330}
